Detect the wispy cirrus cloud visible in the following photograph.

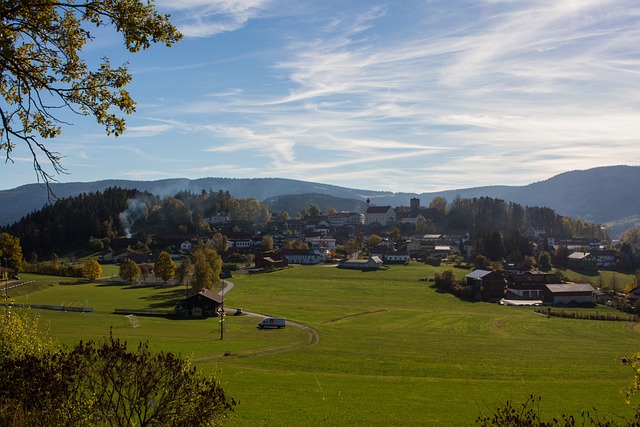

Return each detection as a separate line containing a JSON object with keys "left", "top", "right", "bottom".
{"left": 157, "top": 0, "right": 273, "bottom": 37}
{"left": 186, "top": 0, "right": 640, "bottom": 191}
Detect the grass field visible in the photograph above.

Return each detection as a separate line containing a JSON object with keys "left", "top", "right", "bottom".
{"left": 9, "top": 264, "right": 640, "bottom": 426}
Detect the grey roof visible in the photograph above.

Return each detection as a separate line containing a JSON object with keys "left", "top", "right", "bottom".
{"left": 546, "top": 283, "right": 595, "bottom": 294}
{"left": 465, "top": 269, "right": 493, "bottom": 279}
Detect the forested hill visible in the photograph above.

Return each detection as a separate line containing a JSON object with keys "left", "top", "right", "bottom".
{"left": 1, "top": 165, "right": 639, "bottom": 226}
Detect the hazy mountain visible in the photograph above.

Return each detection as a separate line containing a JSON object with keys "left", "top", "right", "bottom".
{"left": 1, "top": 165, "right": 638, "bottom": 227}
{"left": 263, "top": 193, "right": 369, "bottom": 216}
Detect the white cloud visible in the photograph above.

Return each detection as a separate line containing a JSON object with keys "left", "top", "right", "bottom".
{"left": 157, "top": 0, "right": 272, "bottom": 37}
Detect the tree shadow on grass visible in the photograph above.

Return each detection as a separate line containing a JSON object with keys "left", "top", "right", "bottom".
{"left": 140, "top": 288, "right": 188, "bottom": 309}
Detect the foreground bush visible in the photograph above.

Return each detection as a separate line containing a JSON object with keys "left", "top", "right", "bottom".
{"left": 476, "top": 394, "right": 623, "bottom": 426}
{"left": 0, "top": 309, "right": 236, "bottom": 426}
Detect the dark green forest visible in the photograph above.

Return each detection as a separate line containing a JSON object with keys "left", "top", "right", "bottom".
{"left": 1, "top": 188, "right": 270, "bottom": 257}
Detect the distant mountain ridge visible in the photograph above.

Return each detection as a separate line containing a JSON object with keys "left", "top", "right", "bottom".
{"left": 1, "top": 166, "right": 639, "bottom": 228}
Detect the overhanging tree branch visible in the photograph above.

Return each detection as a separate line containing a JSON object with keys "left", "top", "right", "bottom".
{"left": 0, "top": 1, "right": 182, "bottom": 196}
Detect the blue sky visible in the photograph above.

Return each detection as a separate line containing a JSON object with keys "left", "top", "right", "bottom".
{"left": 3, "top": 0, "right": 640, "bottom": 192}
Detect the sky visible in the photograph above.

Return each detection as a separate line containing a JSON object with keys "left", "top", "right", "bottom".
{"left": 3, "top": 0, "right": 640, "bottom": 193}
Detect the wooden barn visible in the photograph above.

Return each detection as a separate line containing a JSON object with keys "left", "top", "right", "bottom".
{"left": 175, "top": 289, "right": 223, "bottom": 318}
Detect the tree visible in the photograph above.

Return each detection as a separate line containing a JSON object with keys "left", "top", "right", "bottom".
{"left": 191, "top": 247, "right": 222, "bottom": 292}
{"left": 0, "top": 1, "right": 182, "bottom": 191}
{"left": 262, "top": 235, "right": 274, "bottom": 251}
{"left": 174, "top": 257, "right": 192, "bottom": 285}
{"left": 434, "top": 269, "right": 457, "bottom": 291}
{"left": 0, "top": 307, "right": 57, "bottom": 365}
{"left": 209, "top": 232, "right": 228, "bottom": 254}
{"left": 154, "top": 251, "right": 176, "bottom": 283}
{"left": 538, "top": 250, "right": 552, "bottom": 271}
{"left": 415, "top": 216, "right": 433, "bottom": 235}
{"left": 81, "top": 259, "right": 101, "bottom": 280}
{"left": 483, "top": 231, "right": 505, "bottom": 261}
{"left": 367, "top": 234, "right": 383, "bottom": 248}
{"left": 118, "top": 258, "right": 141, "bottom": 283}
{"left": 429, "top": 196, "right": 447, "bottom": 214}
{"left": 389, "top": 227, "right": 401, "bottom": 242}
{"left": 307, "top": 204, "right": 321, "bottom": 217}
{"left": 474, "top": 255, "right": 490, "bottom": 270}
{"left": 0, "top": 232, "right": 23, "bottom": 273}
{"left": 621, "top": 228, "right": 640, "bottom": 249}
{"left": 279, "top": 211, "right": 289, "bottom": 221}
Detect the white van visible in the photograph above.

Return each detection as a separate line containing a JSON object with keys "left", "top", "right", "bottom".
{"left": 258, "top": 317, "right": 286, "bottom": 329}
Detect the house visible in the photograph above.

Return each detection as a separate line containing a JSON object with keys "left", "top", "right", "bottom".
{"left": 225, "top": 232, "right": 253, "bottom": 250}
{"left": 370, "top": 247, "right": 409, "bottom": 264}
{"left": 567, "top": 252, "right": 598, "bottom": 270}
{"left": 175, "top": 289, "right": 223, "bottom": 318}
{"left": 364, "top": 206, "right": 396, "bottom": 226}
{"left": 327, "top": 212, "right": 365, "bottom": 227}
{"left": 505, "top": 272, "right": 561, "bottom": 300}
{"left": 397, "top": 212, "right": 426, "bottom": 225}
{"left": 382, "top": 250, "right": 410, "bottom": 264}
{"left": 180, "top": 240, "right": 193, "bottom": 251}
{"left": 281, "top": 248, "right": 326, "bottom": 265}
{"left": 337, "top": 256, "right": 384, "bottom": 271}
{"left": 465, "top": 270, "right": 505, "bottom": 299}
{"left": 254, "top": 251, "right": 289, "bottom": 269}
{"left": 590, "top": 249, "right": 616, "bottom": 269}
{"left": 544, "top": 283, "right": 595, "bottom": 305}
{"left": 434, "top": 245, "right": 457, "bottom": 258}
{"left": 204, "top": 214, "right": 230, "bottom": 225}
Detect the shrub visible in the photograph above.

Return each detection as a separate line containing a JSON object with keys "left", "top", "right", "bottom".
{"left": 0, "top": 309, "right": 236, "bottom": 426}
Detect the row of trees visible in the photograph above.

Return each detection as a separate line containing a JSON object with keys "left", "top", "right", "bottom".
{"left": 119, "top": 246, "right": 223, "bottom": 293}
{"left": 424, "top": 196, "right": 608, "bottom": 241}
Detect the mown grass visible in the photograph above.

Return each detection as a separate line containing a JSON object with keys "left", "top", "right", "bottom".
{"left": 10, "top": 264, "right": 640, "bottom": 426}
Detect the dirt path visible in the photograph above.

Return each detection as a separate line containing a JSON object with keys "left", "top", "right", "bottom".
{"left": 197, "top": 280, "right": 320, "bottom": 362}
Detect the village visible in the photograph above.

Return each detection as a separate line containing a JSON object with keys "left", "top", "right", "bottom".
{"left": 83, "top": 196, "right": 635, "bottom": 314}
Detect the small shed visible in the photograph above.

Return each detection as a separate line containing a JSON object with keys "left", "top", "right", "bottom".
{"left": 176, "top": 289, "right": 223, "bottom": 318}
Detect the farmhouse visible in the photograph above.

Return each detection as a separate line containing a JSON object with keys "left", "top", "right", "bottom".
{"left": 567, "top": 252, "right": 597, "bottom": 270}
{"left": 465, "top": 269, "right": 505, "bottom": 299}
{"left": 506, "top": 272, "right": 561, "bottom": 300}
{"left": 544, "top": 283, "right": 595, "bottom": 305}
{"left": 337, "top": 256, "right": 384, "bottom": 271}
{"left": 281, "top": 248, "right": 326, "bottom": 265}
{"left": 254, "top": 251, "right": 289, "bottom": 269}
{"left": 175, "top": 289, "right": 223, "bottom": 318}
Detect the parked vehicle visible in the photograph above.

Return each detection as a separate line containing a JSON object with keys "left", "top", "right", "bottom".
{"left": 258, "top": 317, "right": 286, "bottom": 329}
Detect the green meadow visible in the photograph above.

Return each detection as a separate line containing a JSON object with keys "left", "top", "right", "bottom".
{"left": 9, "top": 264, "right": 640, "bottom": 426}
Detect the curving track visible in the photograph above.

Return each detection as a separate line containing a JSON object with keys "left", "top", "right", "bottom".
{"left": 193, "top": 281, "right": 320, "bottom": 363}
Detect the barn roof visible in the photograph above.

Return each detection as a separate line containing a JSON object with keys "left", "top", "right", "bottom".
{"left": 546, "top": 283, "right": 595, "bottom": 294}
{"left": 186, "top": 288, "right": 223, "bottom": 304}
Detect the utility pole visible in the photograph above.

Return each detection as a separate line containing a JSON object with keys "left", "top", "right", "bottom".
{"left": 219, "top": 279, "right": 225, "bottom": 340}
{"left": 3, "top": 258, "right": 8, "bottom": 312}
